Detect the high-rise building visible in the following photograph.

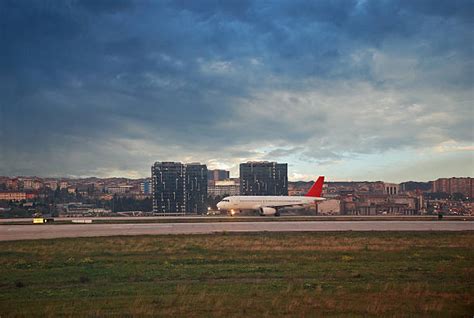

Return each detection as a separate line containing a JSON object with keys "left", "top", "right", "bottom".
{"left": 140, "top": 179, "right": 151, "bottom": 195}
{"left": 432, "top": 177, "right": 473, "bottom": 198}
{"left": 152, "top": 162, "right": 186, "bottom": 214}
{"left": 185, "top": 163, "right": 208, "bottom": 213}
{"left": 207, "top": 169, "right": 230, "bottom": 182}
{"left": 432, "top": 178, "right": 450, "bottom": 193}
{"left": 240, "top": 161, "right": 288, "bottom": 196}
{"left": 152, "top": 162, "right": 208, "bottom": 214}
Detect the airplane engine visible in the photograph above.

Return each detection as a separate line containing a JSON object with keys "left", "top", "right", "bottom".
{"left": 259, "top": 207, "right": 277, "bottom": 216}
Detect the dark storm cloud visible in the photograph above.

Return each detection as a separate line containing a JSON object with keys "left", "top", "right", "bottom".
{"left": 77, "top": 0, "right": 135, "bottom": 13}
{"left": 0, "top": 0, "right": 472, "bottom": 177}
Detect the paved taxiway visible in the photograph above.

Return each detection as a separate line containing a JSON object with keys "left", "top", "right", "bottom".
{"left": 1, "top": 215, "right": 473, "bottom": 223}
{"left": 1, "top": 221, "right": 473, "bottom": 241}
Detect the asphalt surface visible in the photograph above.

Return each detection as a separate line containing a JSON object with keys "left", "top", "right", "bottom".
{"left": 1, "top": 215, "right": 473, "bottom": 223}
{"left": 1, "top": 221, "right": 473, "bottom": 241}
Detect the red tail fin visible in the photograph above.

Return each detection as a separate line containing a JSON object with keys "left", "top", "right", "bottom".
{"left": 305, "top": 176, "right": 324, "bottom": 197}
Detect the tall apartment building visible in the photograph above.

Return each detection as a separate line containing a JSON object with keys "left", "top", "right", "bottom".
{"left": 151, "top": 162, "right": 208, "bottom": 214}
{"left": 152, "top": 162, "right": 186, "bottom": 214}
{"left": 240, "top": 161, "right": 288, "bottom": 196}
{"left": 185, "top": 163, "right": 208, "bottom": 213}
{"left": 432, "top": 177, "right": 473, "bottom": 198}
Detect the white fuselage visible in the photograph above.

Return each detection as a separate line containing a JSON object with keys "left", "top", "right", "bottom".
{"left": 216, "top": 195, "right": 325, "bottom": 214}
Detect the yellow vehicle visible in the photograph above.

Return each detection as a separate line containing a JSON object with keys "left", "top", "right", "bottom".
{"left": 33, "top": 217, "right": 54, "bottom": 224}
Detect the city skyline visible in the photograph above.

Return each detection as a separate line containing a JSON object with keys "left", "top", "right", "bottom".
{"left": 0, "top": 159, "right": 473, "bottom": 184}
{"left": 1, "top": 1, "right": 473, "bottom": 183}
{"left": 0, "top": 168, "right": 472, "bottom": 185}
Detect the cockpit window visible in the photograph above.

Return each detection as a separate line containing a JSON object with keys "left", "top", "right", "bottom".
{"left": 221, "top": 199, "right": 230, "bottom": 202}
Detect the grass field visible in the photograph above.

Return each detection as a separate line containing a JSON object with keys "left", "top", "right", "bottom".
{"left": 0, "top": 232, "right": 473, "bottom": 317}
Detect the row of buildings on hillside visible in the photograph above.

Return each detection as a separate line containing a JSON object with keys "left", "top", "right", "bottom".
{"left": 1, "top": 166, "right": 472, "bottom": 216}
{"left": 0, "top": 177, "right": 69, "bottom": 191}
{"left": 289, "top": 178, "right": 473, "bottom": 216}
{"left": 0, "top": 176, "right": 154, "bottom": 206}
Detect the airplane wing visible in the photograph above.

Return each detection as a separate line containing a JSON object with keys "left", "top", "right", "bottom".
{"left": 262, "top": 198, "right": 325, "bottom": 209}
{"left": 263, "top": 203, "right": 307, "bottom": 209}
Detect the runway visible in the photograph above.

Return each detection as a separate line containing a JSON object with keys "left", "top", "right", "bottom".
{"left": 1, "top": 221, "right": 473, "bottom": 241}
{"left": 1, "top": 215, "right": 473, "bottom": 223}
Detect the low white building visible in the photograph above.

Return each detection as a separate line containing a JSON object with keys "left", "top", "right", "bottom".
{"left": 107, "top": 185, "right": 133, "bottom": 194}
{"left": 384, "top": 183, "right": 400, "bottom": 195}
{"left": 317, "top": 199, "right": 341, "bottom": 215}
{"left": 208, "top": 179, "right": 240, "bottom": 197}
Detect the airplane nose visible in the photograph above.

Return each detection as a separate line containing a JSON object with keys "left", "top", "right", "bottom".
{"left": 216, "top": 202, "right": 222, "bottom": 210}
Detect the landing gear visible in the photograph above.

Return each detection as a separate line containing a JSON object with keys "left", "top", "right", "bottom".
{"left": 274, "top": 211, "right": 280, "bottom": 217}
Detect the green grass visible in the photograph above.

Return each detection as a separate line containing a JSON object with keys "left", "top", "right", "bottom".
{"left": 0, "top": 232, "right": 473, "bottom": 317}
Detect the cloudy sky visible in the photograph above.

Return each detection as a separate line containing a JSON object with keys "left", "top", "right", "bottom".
{"left": 0, "top": 0, "right": 473, "bottom": 182}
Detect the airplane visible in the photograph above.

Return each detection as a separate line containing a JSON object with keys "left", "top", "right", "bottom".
{"left": 216, "top": 176, "right": 325, "bottom": 216}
